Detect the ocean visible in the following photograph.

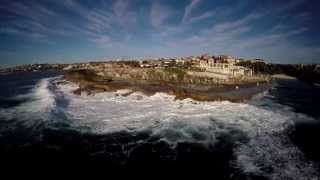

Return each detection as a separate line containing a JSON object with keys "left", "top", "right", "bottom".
{"left": 0, "top": 70, "right": 319, "bottom": 179}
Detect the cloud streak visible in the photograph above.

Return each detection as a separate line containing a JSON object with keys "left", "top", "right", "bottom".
{"left": 0, "top": 0, "right": 317, "bottom": 65}
{"left": 182, "top": 0, "right": 201, "bottom": 23}
{"left": 150, "top": 2, "right": 172, "bottom": 28}
{"left": 188, "top": 11, "right": 216, "bottom": 24}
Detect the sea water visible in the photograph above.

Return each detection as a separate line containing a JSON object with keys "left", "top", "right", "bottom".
{"left": 0, "top": 71, "right": 319, "bottom": 179}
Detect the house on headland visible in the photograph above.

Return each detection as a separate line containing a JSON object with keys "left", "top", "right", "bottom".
{"left": 199, "top": 55, "right": 253, "bottom": 77}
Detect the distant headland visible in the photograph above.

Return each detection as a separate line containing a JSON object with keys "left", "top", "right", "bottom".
{"left": 1, "top": 54, "right": 319, "bottom": 102}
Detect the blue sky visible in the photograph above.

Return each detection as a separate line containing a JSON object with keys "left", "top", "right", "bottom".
{"left": 0, "top": 0, "right": 319, "bottom": 67}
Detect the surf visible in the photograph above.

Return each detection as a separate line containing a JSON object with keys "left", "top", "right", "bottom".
{"left": 0, "top": 76, "right": 318, "bottom": 179}
{"left": 53, "top": 80, "right": 319, "bottom": 179}
{"left": 0, "top": 77, "right": 58, "bottom": 128}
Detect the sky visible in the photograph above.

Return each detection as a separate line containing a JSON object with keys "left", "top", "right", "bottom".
{"left": 0, "top": 0, "right": 319, "bottom": 67}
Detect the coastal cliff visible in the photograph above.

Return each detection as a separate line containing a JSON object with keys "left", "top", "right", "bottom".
{"left": 63, "top": 66, "right": 271, "bottom": 102}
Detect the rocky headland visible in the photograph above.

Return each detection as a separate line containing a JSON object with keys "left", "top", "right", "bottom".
{"left": 63, "top": 60, "right": 271, "bottom": 102}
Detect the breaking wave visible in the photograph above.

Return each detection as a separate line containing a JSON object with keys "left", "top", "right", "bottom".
{"left": 0, "top": 77, "right": 58, "bottom": 129}
{"left": 54, "top": 80, "right": 319, "bottom": 179}
{"left": 0, "top": 77, "right": 319, "bottom": 179}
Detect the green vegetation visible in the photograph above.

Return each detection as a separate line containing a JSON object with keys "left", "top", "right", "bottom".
{"left": 65, "top": 69, "right": 112, "bottom": 82}
{"left": 145, "top": 69, "right": 163, "bottom": 80}
{"left": 162, "top": 67, "right": 186, "bottom": 80}
{"left": 120, "top": 61, "right": 140, "bottom": 67}
{"left": 237, "top": 61, "right": 320, "bottom": 83}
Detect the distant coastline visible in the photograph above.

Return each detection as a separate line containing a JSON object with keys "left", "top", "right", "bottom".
{"left": 2, "top": 54, "right": 319, "bottom": 102}
{"left": 271, "top": 74, "right": 297, "bottom": 80}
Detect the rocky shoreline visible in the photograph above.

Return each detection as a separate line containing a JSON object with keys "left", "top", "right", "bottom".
{"left": 63, "top": 69, "right": 271, "bottom": 102}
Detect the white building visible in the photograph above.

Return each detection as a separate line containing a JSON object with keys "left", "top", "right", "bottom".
{"left": 175, "top": 58, "right": 186, "bottom": 64}
{"left": 199, "top": 59, "right": 253, "bottom": 77}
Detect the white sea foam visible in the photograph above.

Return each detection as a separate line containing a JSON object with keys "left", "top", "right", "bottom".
{"left": 0, "top": 78, "right": 56, "bottom": 128}
{"left": 55, "top": 80, "right": 319, "bottom": 179}
{"left": 0, "top": 78, "right": 318, "bottom": 179}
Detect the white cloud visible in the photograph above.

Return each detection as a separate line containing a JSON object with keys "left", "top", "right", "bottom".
{"left": 270, "top": 24, "right": 289, "bottom": 33}
{"left": 182, "top": 0, "right": 201, "bottom": 23}
{"left": 281, "top": 0, "right": 306, "bottom": 12}
{"left": 150, "top": 2, "right": 172, "bottom": 28}
{"left": 62, "top": 0, "right": 89, "bottom": 17}
{"left": 188, "top": 11, "right": 216, "bottom": 24}
{"left": 111, "top": 0, "right": 137, "bottom": 28}
{"left": 160, "top": 7, "right": 312, "bottom": 63}
{"left": 207, "top": 12, "right": 262, "bottom": 34}
{"left": 113, "top": 0, "right": 129, "bottom": 17}
{"left": 90, "top": 35, "right": 111, "bottom": 44}
{"left": 0, "top": 0, "right": 317, "bottom": 63}
{"left": 86, "top": 10, "right": 114, "bottom": 33}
